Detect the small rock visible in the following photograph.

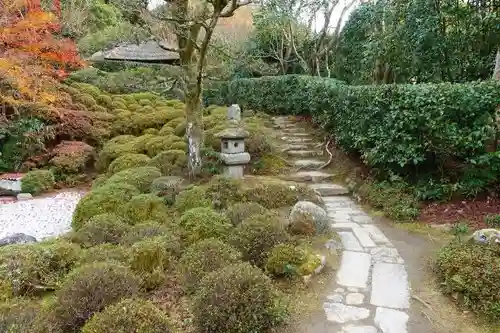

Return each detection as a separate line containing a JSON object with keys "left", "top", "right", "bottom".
{"left": 0, "top": 233, "right": 37, "bottom": 247}
{"left": 469, "top": 228, "right": 500, "bottom": 245}
{"left": 17, "top": 193, "right": 33, "bottom": 200}
{"left": 289, "top": 201, "right": 330, "bottom": 235}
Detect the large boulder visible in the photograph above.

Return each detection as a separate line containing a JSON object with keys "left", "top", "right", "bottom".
{"left": 289, "top": 201, "right": 330, "bottom": 235}
{"left": 0, "top": 233, "right": 37, "bottom": 247}
{"left": 469, "top": 228, "right": 500, "bottom": 245}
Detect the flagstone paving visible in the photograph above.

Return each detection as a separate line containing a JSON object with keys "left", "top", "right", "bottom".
{"left": 273, "top": 116, "right": 411, "bottom": 333}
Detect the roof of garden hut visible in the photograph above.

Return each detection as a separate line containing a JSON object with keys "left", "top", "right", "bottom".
{"left": 89, "top": 40, "right": 179, "bottom": 64}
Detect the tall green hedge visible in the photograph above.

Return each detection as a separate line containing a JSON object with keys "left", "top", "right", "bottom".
{"left": 205, "top": 75, "right": 500, "bottom": 176}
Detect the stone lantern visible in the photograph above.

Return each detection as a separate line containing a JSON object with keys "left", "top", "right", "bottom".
{"left": 216, "top": 127, "right": 250, "bottom": 179}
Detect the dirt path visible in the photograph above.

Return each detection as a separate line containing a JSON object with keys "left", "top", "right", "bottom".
{"left": 272, "top": 116, "right": 495, "bottom": 333}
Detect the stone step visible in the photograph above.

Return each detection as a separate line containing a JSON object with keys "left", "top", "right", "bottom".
{"left": 309, "top": 183, "right": 349, "bottom": 196}
{"left": 287, "top": 150, "right": 322, "bottom": 157}
{"left": 294, "top": 159, "right": 325, "bottom": 169}
{"left": 282, "top": 128, "right": 307, "bottom": 134}
{"left": 286, "top": 170, "right": 334, "bottom": 182}
{"left": 287, "top": 132, "right": 310, "bottom": 137}
{"left": 281, "top": 137, "right": 313, "bottom": 143}
{"left": 282, "top": 143, "right": 313, "bottom": 151}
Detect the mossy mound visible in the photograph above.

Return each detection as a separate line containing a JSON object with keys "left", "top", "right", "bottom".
{"left": 174, "top": 186, "right": 211, "bottom": 213}
{"left": 20, "top": 170, "right": 55, "bottom": 195}
{"left": 72, "top": 183, "right": 140, "bottom": 230}
{"left": 144, "top": 135, "right": 184, "bottom": 157}
{"left": 103, "top": 166, "right": 161, "bottom": 193}
{"left": 70, "top": 213, "right": 130, "bottom": 247}
{"left": 179, "top": 238, "right": 242, "bottom": 293}
{"left": 47, "top": 262, "right": 140, "bottom": 332}
{"left": 81, "top": 298, "right": 173, "bottom": 333}
{"left": 265, "top": 244, "right": 310, "bottom": 279}
{"left": 179, "top": 207, "right": 232, "bottom": 244}
{"left": 193, "top": 262, "right": 288, "bottom": 333}
{"left": 224, "top": 202, "right": 269, "bottom": 226}
{"left": 148, "top": 150, "right": 187, "bottom": 176}
{"left": 107, "top": 153, "right": 151, "bottom": 175}
{"left": 120, "top": 194, "right": 170, "bottom": 224}
{"left": 78, "top": 244, "right": 130, "bottom": 266}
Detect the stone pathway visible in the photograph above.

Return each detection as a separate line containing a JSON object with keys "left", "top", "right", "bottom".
{"left": 274, "top": 116, "right": 411, "bottom": 333}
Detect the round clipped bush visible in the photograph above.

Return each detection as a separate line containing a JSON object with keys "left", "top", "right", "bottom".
{"left": 0, "top": 299, "right": 40, "bottom": 332}
{"left": 93, "top": 105, "right": 108, "bottom": 113}
{"left": 78, "top": 244, "right": 130, "bottom": 266}
{"left": 71, "top": 213, "right": 130, "bottom": 247}
{"left": 129, "top": 236, "right": 175, "bottom": 290}
{"left": 50, "top": 141, "right": 95, "bottom": 174}
{"left": 107, "top": 153, "right": 151, "bottom": 175}
{"left": 173, "top": 120, "right": 187, "bottom": 136}
{"left": 0, "top": 241, "right": 81, "bottom": 297}
{"left": 74, "top": 93, "right": 97, "bottom": 108}
{"left": 104, "top": 166, "right": 161, "bottom": 193}
{"left": 127, "top": 103, "right": 141, "bottom": 111}
{"left": 158, "top": 124, "right": 175, "bottom": 136}
{"left": 49, "top": 262, "right": 140, "bottom": 332}
{"left": 20, "top": 170, "right": 55, "bottom": 194}
{"left": 120, "top": 193, "right": 170, "bottom": 224}
{"left": 244, "top": 182, "right": 320, "bottom": 209}
{"left": 434, "top": 240, "right": 500, "bottom": 321}
{"left": 138, "top": 98, "right": 152, "bottom": 106}
{"left": 111, "top": 101, "right": 127, "bottom": 110}
{"left": 265, "top": 244, "right": 308, "bottom": 278}
{"left": 193, "top": 262, "right": 288, "bottom": 333}
{"left": 81, "top": 298, "right": 173, "bottom": 333}
{"left": 180, "top": 207, "right": 232, "bottom": 244}
{"left": 149, "top": 150, "right": 187, "bottom": 176}
{"left": 179, "top": 238, "right": 242, "bottom": 292}
{"left": 143, "top": 128, "right": 159, "bottom": 135}
{"left": 174, "top": 186, "right": 211, "bottom": 213}
{"left": 145, "top": 135, "right": 183, "bottom": 157}
{"left": 230, "top": 214, "right": 289, "bottom": 268}
{"left": 72, "top": 183, "right": 140, "bottom": 230}
{"left": 205, "top": 176, "right": 244, "bottom": 209}
{"left": 150, "top": 176, "right": 184, "bottom": 205}
{"left": 224, "top": 202, "right": 269, "bottom": 226}
{"left": 96, "top": 94, "right": 113, "bottom": 108}
{"left": 120, "top": 222, "right": 171, "bottom": 245}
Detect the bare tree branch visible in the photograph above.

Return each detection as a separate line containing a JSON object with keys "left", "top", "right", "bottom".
{"left": 220, "top": 0, "right": 252, "bottom": 17}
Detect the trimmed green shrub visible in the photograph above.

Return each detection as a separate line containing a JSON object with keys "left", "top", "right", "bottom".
{"left": 179, "top": 207, "right": 232, "bottom": 244}
{"left": 229, "top": 214, "right": 289, "bottom": 268}
{"left": 81, "top": 298, "right": 173, "bottom": 333}
{"left": 193, "top": 262, "right": 288, "bottom": 333}
{"left": 174, "top": 186, "right": 211, "bottom": 213}
{"left": 265, "top": 244, "right": 308, "bottom": 278}
{"left": 48, "top": 262, "right": 140, "bottom": 332}
{"left": 96, "top": 94, "right": 113, "bottom": 108}
{"left": 129, "top": 235, "right": 180, "bottom": 289}
{"left": 120, "top": 194, "right": 170, "bottom": 224}
{"left": 74, "top": 93, "right": 97, "bottom": 108}
{"left": 150, "top": 176, "right": 184, "bottom": 205}
{"left": 179, "top": 238, "right": 242, "bottom": 292}
{"left": 206, "top": 76, "right": 500, "bottom": 181}
{"left": 243, "top": 181, "right": 320, "bottom": 209}
{"left": 78, "top": 244, "right": 130, "bottom": 266}
{"left": 173, "top": 120, "right": 187, "bottom": 136}
{"left": 148, "top": 150, "right": 187, "bottom": 176}
{"left": 224, "top": 202, "right": 268, "bottom": 226}
{"left": 72, "top": 183, "right": 140, "bottom": 230}
{"left": 0, "top": 299, "right": 40, "bottom": 333}
{"left": 120, "top": 222, "right": 171, "bottom": 245}
{"left": 50, "top": 141, "right": 95, "bottom": 174}
{"left": 107, "top": 153, "right": 151, "bottom": 175}
{"left": 205, "top": 176, "right": 244, "bottom": 209}
{"left": 0, "top": 241, "right": 81, "bottom": 298}
{"left": 71, "top": 213, "right": 130, "bottom": 247}
{"left": 434, "top": 240, "right": 500, "bottom": 322}
{"left": 20, "top": 170, "right": 55, "bottom": 194}
{"left": 144, "top": 135, "right": 184, "bottom": 157}
{"left": 104, "top": 166, "right": 161, "bottom": 193}
{"left": 143, "top": 128, "right": 159, "bottom": 135}
{"left": 158, "top": 125, "right": 175, "bottom": 136}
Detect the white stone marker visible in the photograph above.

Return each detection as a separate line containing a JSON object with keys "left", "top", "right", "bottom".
{"left": 337, "top": 251, "right": 371, "bottom": 288}
{"left": 370, "top": 263, "right": 410, "bottom": 309}
{"left": 227, "top": 104, "right": 241, "bottom": 122}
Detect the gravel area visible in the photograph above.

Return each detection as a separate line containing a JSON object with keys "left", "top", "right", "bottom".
{"left": 0, "top": 191, "right": 84, "bottom": 240}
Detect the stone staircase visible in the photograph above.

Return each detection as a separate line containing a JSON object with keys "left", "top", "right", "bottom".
{"left": 273, "top": 116, "right": 411, "bottom": 333}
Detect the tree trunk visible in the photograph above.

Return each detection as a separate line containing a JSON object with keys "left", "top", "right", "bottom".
{"left": 494, "top": 47, "right": 500, "bottom": 80}
{"left": 184, "top": 67, "right": 204, "bottom": 178}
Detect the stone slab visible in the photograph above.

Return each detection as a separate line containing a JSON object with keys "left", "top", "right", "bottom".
{"left": 352, "top": 227, "right": 377, "bottom": 248}
{"left": 363, "top": 225, "right": 391, "bottom": 244}
{"left": 346, "top": 293, "right": 365, "bottom": 305}
{"left": 309, "top": 183, "right": 349, "bottom": 196}
{"left": 341, "top": 325, "right": 378, "bottom": 333}
{"left": 323, "top": 303, "right": 370, "bottom": 323}
{"left": 294, "top": 159, "right": 324, "bottom": 168}
{"left": 337, "top": 251, "right": 371, "bottom": 288}
{"left": 351, "top": 215, "right": 373, "bottom": 224}
{"left": 332, "top": 223, "right": 360, "bottom": 230}
{"left": 287, "top": 150, "right": 321, "bottom": 157}
{"left": 371, "top": 247, "right": 404, "bottom": 264}
{"left": 338, "top": 232, "right": 364, "bottom": 252}
{"left": 288, "top": 132, "right": 310, "bottom": 137}
{"left": 374, "top": 307, "right": 409, "bottom": 333}
{"left": 282, "top": 137, "right": 313, "bottom": 143}
{"left": 287, "top": 170, "right": 333, "bottom": 182}
{"left": 370, "top": 263, "right": 410, "bottom": 309}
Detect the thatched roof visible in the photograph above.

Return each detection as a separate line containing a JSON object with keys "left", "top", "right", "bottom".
{"left": 90, "top": 40, "right": 179, "bottom": 63}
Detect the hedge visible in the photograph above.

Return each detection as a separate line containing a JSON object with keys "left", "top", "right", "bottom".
{"left": 205, "top": 75, "right": 500, "bottom": 176}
